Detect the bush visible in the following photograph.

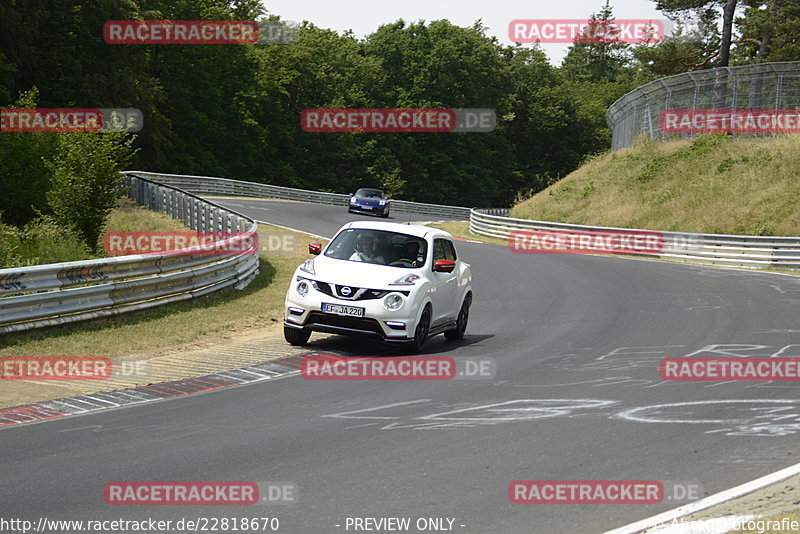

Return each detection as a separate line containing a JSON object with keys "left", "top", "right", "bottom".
{"left": 0, "top": 215, "right": 89, "bottom": 268}
{"left": 45, "top": 131, "right": 135, "bottom": 251}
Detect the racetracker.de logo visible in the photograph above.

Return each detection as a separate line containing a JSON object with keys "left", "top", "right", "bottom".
{"left": 103, "top": 231, "right": 258, "bottom": 256}
{"left": 660, "top": 109, "right": 800, "bottom": 134}
{"left": 299, "top": 109, "right": 497, "bottom": 133}
{"left": 104, "top": 21, "right": 258, "bottom": 44}
{"left": 1, "top": 108, "right": 143, "bottom": 132}
{"left": 104, "top": 482, "right": 259, "bottom": 505}
{"left": 509, "top": 19, "right": 665, "bottom": 44}
{"left": 660, "top": 357, "right": 800, "bottom": 381}
{"left": 302, "top": 356, "right": 456, "bottom": 380}
{"left": 1, "top": 357, "right": 111, "bottom": 380}
{"left": 1, "top": 356, "right": 150, "bottom": 380}
{"left": 509, "top": 480, "right": 663, "bottom": 504}
{"left": 508, "top": 229, "right": 664, "bottom": 255}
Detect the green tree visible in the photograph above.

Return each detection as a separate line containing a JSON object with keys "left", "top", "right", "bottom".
{"left": 45, "top": 130, "right": 135, "bottom": 250}
{"left": 734, "top": 0, "right": 800, "bottom": 62}
{"left": 651, "top": 0, "right": 738, "bottom": 67}
{"left": 561, "top": 2, "right": 633, "bottom": 82}
{"left": 0, "top": 89, "right": 58, "bottom": 226}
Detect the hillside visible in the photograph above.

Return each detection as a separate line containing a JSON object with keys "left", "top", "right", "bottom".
{"left": 511, "top": 134, "right": 800, "bottom": 236}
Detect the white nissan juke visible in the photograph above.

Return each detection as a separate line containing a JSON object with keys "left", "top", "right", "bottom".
{"left": 284, "top": 221, "right": 472, "bottom": 353}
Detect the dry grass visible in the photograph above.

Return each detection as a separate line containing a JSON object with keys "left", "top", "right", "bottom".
{"left": 99, "top": 197, "right": 188, "bottom": 236}
{"left": 511, "top": 134, "right": 800, "bottom": 236}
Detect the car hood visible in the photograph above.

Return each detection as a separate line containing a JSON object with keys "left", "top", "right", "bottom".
{"left": 310, "top": 255, "right": 419, "bottom": 288}
{"left": 353, "top": 197, "right": 383, "bottom": 206}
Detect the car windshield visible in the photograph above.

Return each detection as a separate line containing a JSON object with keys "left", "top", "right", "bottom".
{"left": 324, "top": 229, "right": 427, "bottom": 268}
{"left": 355, "top": 188, "right": 384, "bottom": 198}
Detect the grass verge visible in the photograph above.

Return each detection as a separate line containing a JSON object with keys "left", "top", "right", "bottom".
{"left": 0, "top": 219, "right": 322, "bottom": 357}
{"left": 512, "top": 134, "right": 800, "bottom": 236}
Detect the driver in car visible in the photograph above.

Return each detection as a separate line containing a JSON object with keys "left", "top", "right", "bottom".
{"left": 399, "top": 240, "right": 421, "bottom": 267}
{"left": 350, "top": 234, "right": 385, "bottom": 264}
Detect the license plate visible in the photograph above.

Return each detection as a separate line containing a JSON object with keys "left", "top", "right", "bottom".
{"left": 322, "top": 303, "right": 365, "bottom": 317}
{"left": 362, "top": 206, "right": 372, "bottom": 210}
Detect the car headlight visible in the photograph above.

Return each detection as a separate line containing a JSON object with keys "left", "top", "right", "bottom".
{"left": 390, "top": 273, "right": 420, "bottom": 285}
{"left": 296, "top": 280, "right": 310, "bottom": 297}
{"left": 350, "top": 196, "right": 358, "bottom": 203}
{"left": 299, "top": 259, "right": 315, "bottom": 275}
{"left": 379, "top": 199, "right": 386, "bottom": 205}
{"left": 384, "top": 293, "right": 404, "bottom": 310}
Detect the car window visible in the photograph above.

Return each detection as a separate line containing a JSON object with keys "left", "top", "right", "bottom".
{"left": 433, "top": 238, "right": 457, "bottom": 265}
{"left": 444, "top": 240, "right": 457, "bottom": 261}
{"left": 355, "top": 188, "right": 384, "bottom": 198}
{"left": 325, "top": 228, "right": 425, "bottom": 268}
{"left": 433, "top": 239, "right": 447, "bottom": 262}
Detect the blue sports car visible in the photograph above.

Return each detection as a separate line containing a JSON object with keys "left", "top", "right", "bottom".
{"left": 348, "top": 188, "right": 390, "bottom": 218}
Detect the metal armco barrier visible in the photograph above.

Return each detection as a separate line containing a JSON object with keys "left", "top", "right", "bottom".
{"left": 0, "top": 175, "right": 259, "bottom": 334}
{"left": 470, "top": 209, "right": 800, "bottom": 269}
{"left": 125, "top": 171, "right": 472, "bottom": 220}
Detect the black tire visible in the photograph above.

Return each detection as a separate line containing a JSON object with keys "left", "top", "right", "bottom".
{"left": 445, "top": 294, "right": 471, "bottom": 340}
{"left": 406, "top": 306, "right": 431, "bottom": 354}
{"left": 381, "top": 212, "right": 390, "bottom": 218}
{"left": 284, "top": 325, "right": 311, "bottom": 346}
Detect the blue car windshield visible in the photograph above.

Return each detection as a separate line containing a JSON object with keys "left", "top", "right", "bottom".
{"left": 324, "top": 229, "right": 427, "bottom": 268}
{"left": 355, "top": 188, "right": 384, "bottom": 198}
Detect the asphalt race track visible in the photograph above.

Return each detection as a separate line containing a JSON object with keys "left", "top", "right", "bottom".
{"left": 3, "top": 198, "right": 800, "bottom": 533}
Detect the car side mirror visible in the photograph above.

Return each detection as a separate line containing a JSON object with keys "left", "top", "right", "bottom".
{"left": 433, "top": 259, "right": 456, "bottom": 273}
{"left": 309, "top": 242, "right": 322, "bottom": 255}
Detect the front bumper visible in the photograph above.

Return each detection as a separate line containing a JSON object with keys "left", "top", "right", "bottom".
{"left": 348, "top": 203, "right": 389, "bottom": 216}
{"left": 285, "top": 281, "right": 416, "bottom": 341}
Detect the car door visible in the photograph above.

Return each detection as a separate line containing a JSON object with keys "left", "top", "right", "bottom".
{"left": 430, "top": 238, "right": 458, "bottom": 325}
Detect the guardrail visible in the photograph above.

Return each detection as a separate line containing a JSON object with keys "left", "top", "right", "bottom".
{"left": 125, "top": 171, "right": 472, "bottom": 220}
{"left": 470, "top": 209, "right": 800, "bottom": 269}
{"left": 0, "top": 175, "right": 259, "bottom": 334}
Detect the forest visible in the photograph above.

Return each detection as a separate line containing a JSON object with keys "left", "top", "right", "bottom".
{"left": 1, "top": 0, "right": 798, "bottom": 246}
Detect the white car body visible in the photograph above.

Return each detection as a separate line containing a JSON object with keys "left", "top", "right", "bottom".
{"left": 284, "top": 221, "right": 472, "bottom": 351}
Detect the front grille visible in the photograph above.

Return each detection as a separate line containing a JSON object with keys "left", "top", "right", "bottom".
{"left": 314, "top": 281, "right": 335, "bottom": 297}
{"left": 312, "top": 281, "right": 407, "bottom": 301}
{"left": 306, "top": 312, "right": 384, "bottom": 335}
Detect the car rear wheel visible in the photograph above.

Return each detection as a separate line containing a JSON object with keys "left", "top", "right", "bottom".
{"left": 284, "top": 325, "right": 311, "bottom": 346}
{"left": 406, "top": 306, "right": 431, "bottom": 354}
{"left": 445, "top": 294, "right": 471, "bottom": 340}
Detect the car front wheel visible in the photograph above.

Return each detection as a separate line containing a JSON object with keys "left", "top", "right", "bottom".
{"left": 284, "top": 325, "right": 311, "bottom": 346}
{"left": 406, "top": 306, "right": 431, "bottom": 354}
